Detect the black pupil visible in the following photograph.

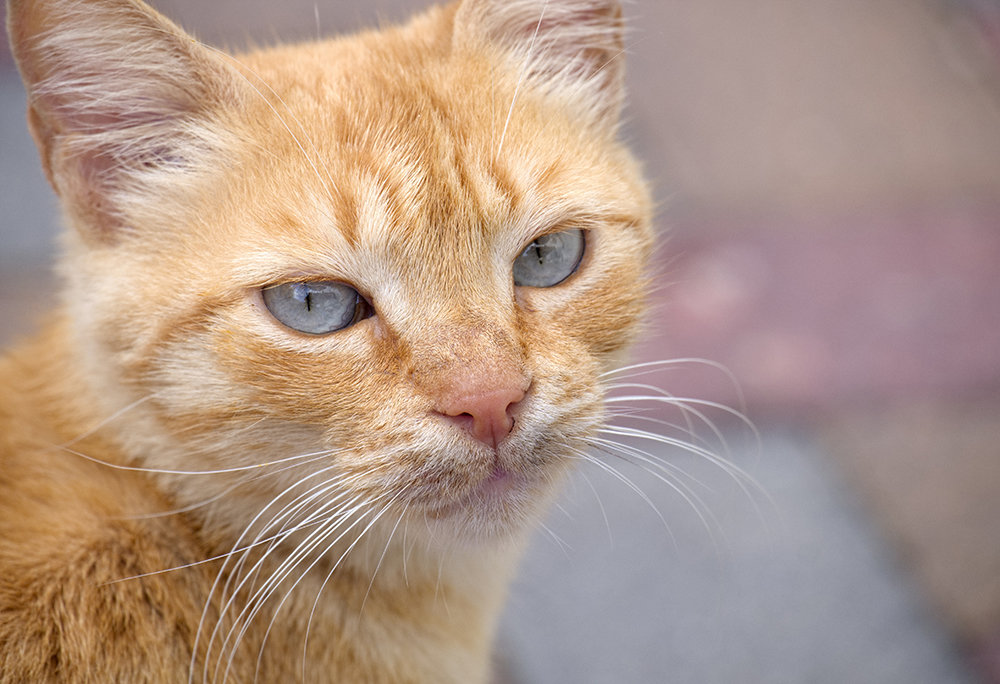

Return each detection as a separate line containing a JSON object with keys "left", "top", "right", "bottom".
{"left": 529, "top": 240, "right": 549, "bottom": 265}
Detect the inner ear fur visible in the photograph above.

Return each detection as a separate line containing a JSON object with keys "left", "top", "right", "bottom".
{"left": 7, "top": 0, "right": 245, "bottom": 242}
{"left": 453, "top": 0, "right": 626, "bottom": 126}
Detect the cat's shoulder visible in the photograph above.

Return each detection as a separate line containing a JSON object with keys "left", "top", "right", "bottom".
{"left": 0, "top": 464, "right": 213, "bottom": 682}
{"left": 0, "top": 347, "right": 213, "bottom": 683}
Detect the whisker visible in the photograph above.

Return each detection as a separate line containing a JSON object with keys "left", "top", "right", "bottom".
{"left": 401, "top": 513, "right": 412, "bottom": 589}
{"left": 600, "top": 358, "right": 716, "bottom": 378}
{"left": 60, "top": 444, "right": 337, "bottom": 476}
{"left": 601, "top": 356, "right": 744, "bottom": 391}
{"left": 537, "top": 520, "right": 573, "bottom": 558}
{"left": 198, "top": 43, "right": 338, "bottom": 202}
{"left": 358, "top": 503, "right": 409, "bottom": 618}
{"left": 220, "top": 475, "right": 367, "bottom": 608}
{"left": 120, "top": 477, "right": 249, "bottom": 522}
{"left": 284, "top": 492, "right": 407, "bottom": 682}
{"left": 120, "top": 450, "right": 344, "bottom": 524}
{"left": 578, "top": 469, "right": 614, "bottom": 548}
{"left": 192, "top": 468, "right": 365, "bottom": 683}
{"left": 552, "top": 500, "right": 574, "bottom": 521}
{"left": 115, "top": 476, "right": 364, "bottom": 587}
{"left": 225, "top": 476, "right": 363, "bottom": 601}
{"left": 590, "top": 432, "right": 716, "bottom": 493}
{"left": 604, "top": 388, "right": 759, "bottom": 448}
{"left": 599, "top": 423, "right": 768, "bottom": 507}
{"left": 587, "top": 435, "right": 724, "bottom": 545}
{"left": 54, "top": 392, "right": 159, "bottom": 448}
{"left": 237, "top": 486, "right": 401, "bottom": 674}
{"left": 216, "top": 492, "right": 384, "bottom": 684}
{"left": 566, "top": 447, "right": 677, "bottom": 549}
{"left": 602, "top": 406, "right": 722, "bottom": 458}
{"left": 495, "top": 0, "right": 550, "bottom": 160}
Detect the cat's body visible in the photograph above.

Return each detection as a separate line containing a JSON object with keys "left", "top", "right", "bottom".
{"left": 1, "top": 0, "right": 651, "bottom": 681}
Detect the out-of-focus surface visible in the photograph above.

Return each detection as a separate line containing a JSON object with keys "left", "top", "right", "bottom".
{"left": 500, "top": 434, "right": 973, "bottom": 684}
{"left": 2, "top": 0, "right": 999, "bottom": 681}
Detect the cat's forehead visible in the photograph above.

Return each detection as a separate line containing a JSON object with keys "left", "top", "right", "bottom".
{"left": 221, "top": 23, "right": 646, "bottom": 298}
{"left": 238, "top": 61, "right": 609, "bottom": 252}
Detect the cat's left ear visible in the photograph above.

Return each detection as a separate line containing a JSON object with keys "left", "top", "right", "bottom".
{"left": 453, "top": 0, "right": 626, "bottom": 127}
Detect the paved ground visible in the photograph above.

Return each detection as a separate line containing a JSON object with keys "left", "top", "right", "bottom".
{"left": 500, "top": 433, "right": 975, "bottom": 684}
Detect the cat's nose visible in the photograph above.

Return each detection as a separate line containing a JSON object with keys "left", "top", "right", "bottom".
{"left": 435, "top": 379, "right": 528, "bottom": 449}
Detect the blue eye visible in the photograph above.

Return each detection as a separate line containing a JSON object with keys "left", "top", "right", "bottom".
{"left": 512, "top": 228, "right": 586, "bottom": 288}
{"left": 262, "top": 281, "right": 371, "bottom": 335}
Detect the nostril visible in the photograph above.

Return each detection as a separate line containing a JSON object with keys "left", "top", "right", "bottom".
{"left": 446, "top": 412, "right": 476, "bottom": 433}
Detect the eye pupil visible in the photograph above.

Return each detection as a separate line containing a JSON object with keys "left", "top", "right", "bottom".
{"left": 262, "top": 281, "right": 370, "bottom": 335}
{"left": 513, "top": 229, "right": 585, "bottom": 288}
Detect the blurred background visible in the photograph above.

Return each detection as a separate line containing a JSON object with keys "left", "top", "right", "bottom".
{"left": 2, "top": 0, "right": 998, "bottom": 682}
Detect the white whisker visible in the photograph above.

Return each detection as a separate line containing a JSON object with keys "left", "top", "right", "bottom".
{"left": 61, "top": 444, "right": 336, "bottom": 477}
{"left": 55, "top": 392, "right": 159, "bottom": 448}
{"left": 537, "top": 520, "right": 573, "bottom": 558}
{"left": 578, "top": 469, "right": 614, "bottom": 548}
{"left": 587, "top": 435, "right": 724, "bottom": 545}
{"left": 294, "top": 491, "right": 408, "bottom": 682}
{"left": 599, "top": 423, "right": 768, "bottom": 508}
{"left": 601, "top": 357, "right": 750, "bottom": 418}
{"left": 217, "top": 492, "right": 384, "bottom": 684}
{"left": 604, "top": 388, "right": 758, "bottom": 445}
{"left": 358, "top": 503, "right": 409, "bottom": 618}
{"left": 590, "top": 433, "right": 715, "bottom": 493}
{"left": 495, "top": 0, "right": 549, "bottom": 160}
{"left": 567, "top": 447, "right": 677, "bottom": 549}
{"left": 192, "top": 467, "right": 364, "bottom": 683}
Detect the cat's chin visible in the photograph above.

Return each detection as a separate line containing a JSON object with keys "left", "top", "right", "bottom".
{"left": 419, "top": 464, "right": 563, "bottom": 544}
{"left": 437, "top": 466, "right": 522, "bottom": 517}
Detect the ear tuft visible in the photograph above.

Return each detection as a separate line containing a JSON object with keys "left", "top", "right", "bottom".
{"left": 455, "top": 0, "right": 626, "bottom": 126}
{"left": 7, "top": 0, "right": 243, "bottom": 242}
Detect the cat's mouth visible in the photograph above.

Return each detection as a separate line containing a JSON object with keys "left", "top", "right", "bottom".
{"left": 420, "top": 462, "right": 532, "bottom": 523}
{"left": 469, "top": 465, "right": 519, "bottom": 501}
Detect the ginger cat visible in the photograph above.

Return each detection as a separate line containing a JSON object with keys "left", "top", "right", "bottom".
{"left": 1, "top": 0, "right": 652, "bottom": 681}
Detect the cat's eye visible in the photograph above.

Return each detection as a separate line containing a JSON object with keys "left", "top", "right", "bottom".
{"left": 512, "top": 228, "right": 586, "bottom": 288}
{"left": 261, "top": 281, "right": 371, "bottom": 335}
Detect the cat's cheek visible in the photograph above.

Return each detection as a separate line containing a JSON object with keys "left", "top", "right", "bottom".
{"left": 515, "top": 285, "right": 641, "bottom": 362}
{"left": 521, "top": 269, "right": 648, "bottom": 362}
{"left": 570, "top": 290, "right": 647, "bottom": 358}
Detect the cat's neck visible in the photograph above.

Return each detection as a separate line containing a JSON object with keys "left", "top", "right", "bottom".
{"left": 249, "top": 535, "right": 517, "bottom": 681}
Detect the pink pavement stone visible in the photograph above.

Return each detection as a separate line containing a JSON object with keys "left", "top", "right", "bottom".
{"left": 636, "top": 203, "right": 1000, "bottom": 416}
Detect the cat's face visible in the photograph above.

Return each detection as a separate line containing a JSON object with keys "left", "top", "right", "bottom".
{"left": 14, "top": 0, "right": 651, "bottom": 543}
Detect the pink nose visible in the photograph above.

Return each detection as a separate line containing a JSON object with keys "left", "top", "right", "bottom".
{"left": 435, "top": 383, "right": 527, "bottom": 449}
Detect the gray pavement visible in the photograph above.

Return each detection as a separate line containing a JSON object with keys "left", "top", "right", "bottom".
{"left": 500, "top": 433, "right": 975, "bottom": 683}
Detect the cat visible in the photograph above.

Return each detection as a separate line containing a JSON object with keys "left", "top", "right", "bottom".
{"left": 0, "top": 0, "right": 654, "bottom": 681}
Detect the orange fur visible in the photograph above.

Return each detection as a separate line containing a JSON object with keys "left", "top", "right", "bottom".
{"left": 1, "top": 0, "right": 652, "bottom": 681}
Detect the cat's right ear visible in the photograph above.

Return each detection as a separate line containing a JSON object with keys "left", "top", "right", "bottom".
{"left": 6, "top": 0, "right": 246, "bottom": 243}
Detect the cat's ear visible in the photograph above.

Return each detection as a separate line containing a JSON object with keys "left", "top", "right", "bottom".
{"left": 454, "top": 0, "right": 626, "bottom": 127}
{"left": 7, "top": 0, "right": 245, "bottom": 242}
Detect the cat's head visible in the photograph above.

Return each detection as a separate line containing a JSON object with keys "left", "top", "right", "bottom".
{"left": 9, "top": 0, "right": 652, "bottom": 543}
